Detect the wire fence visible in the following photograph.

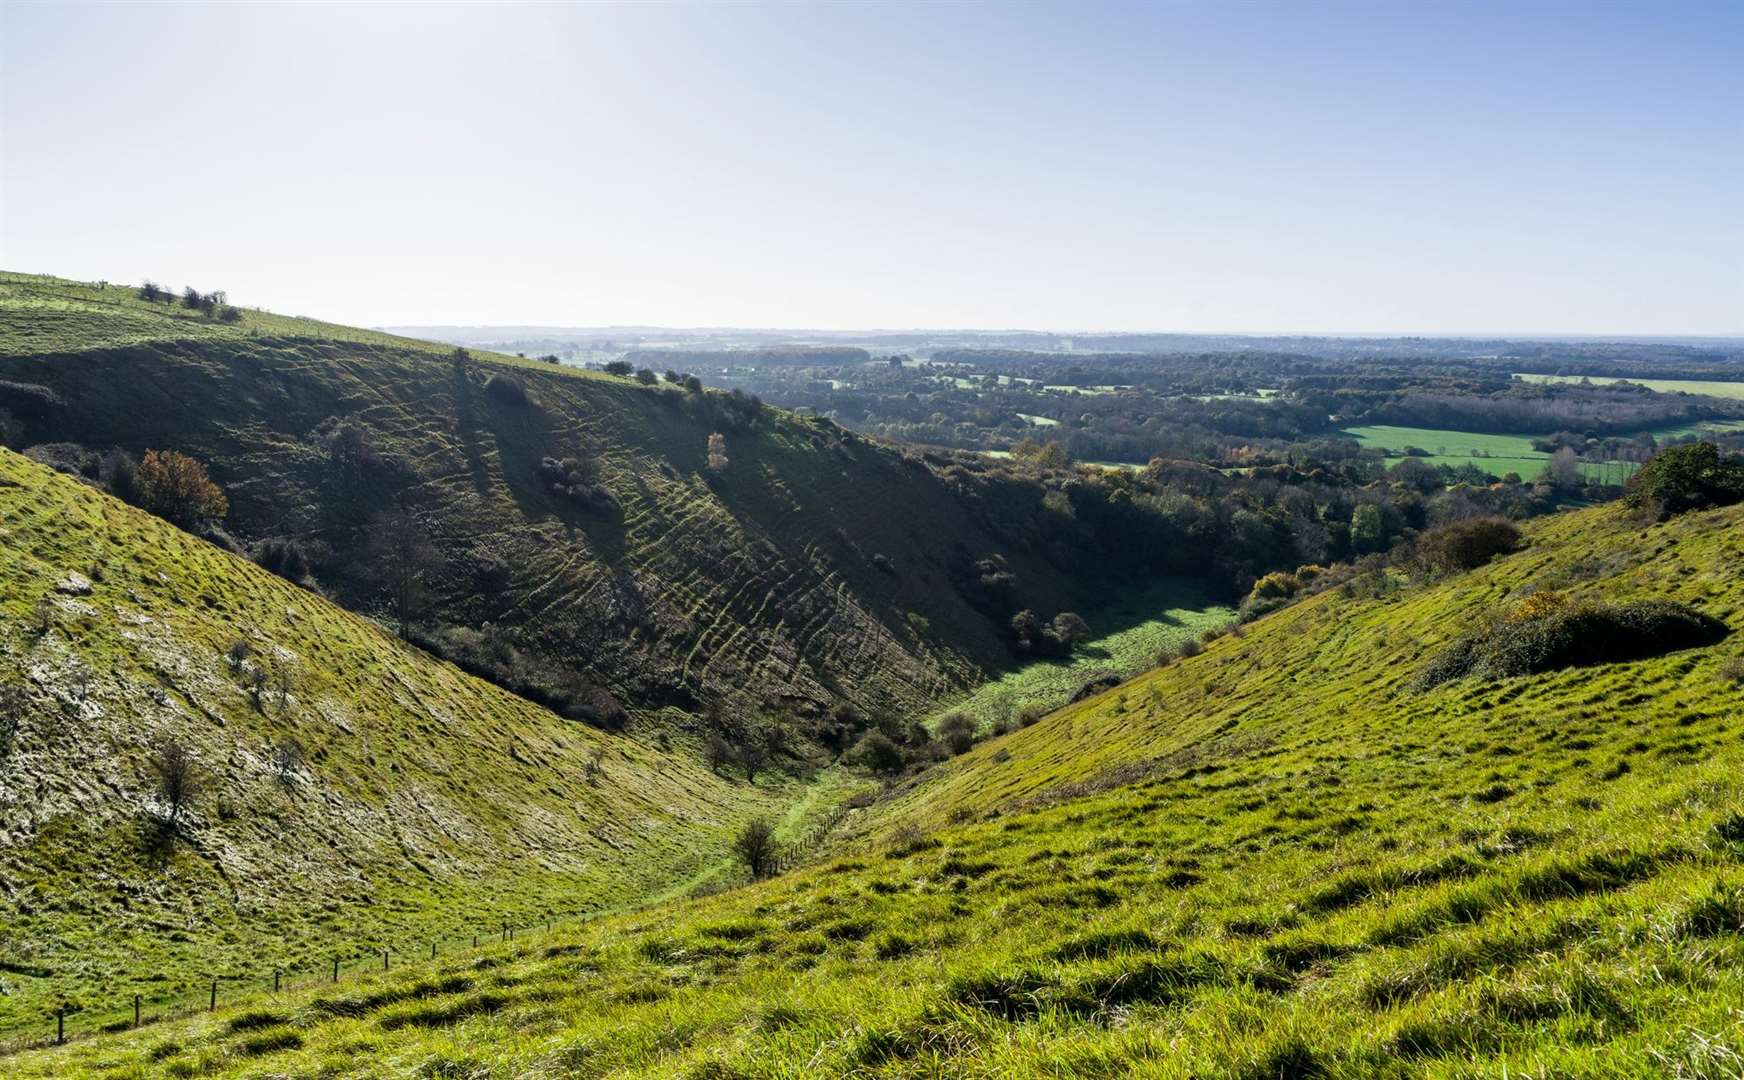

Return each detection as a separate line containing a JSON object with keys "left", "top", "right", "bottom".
{"left": 0, "top": 804, "right": 853, "bottom": 1058}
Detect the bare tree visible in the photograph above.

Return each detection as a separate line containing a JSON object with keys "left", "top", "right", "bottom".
{"left": 584, "top": 746, "right": 606, "bottom": 785}
{"left": 150, "top": 741, "right": 203, "bottom": 830}
{"left": 368, "top": 503, "right": 440, "bottom": 640}
{"left": 704, "top": 731, "right": 734, "bottom": 774}
{"left": 271, "top": 737, "right": 304, "bottom": 786}
{"left": 732, "top": 818, "right": 777, "bottom": 879}
{"left": 269, "top": 656, "right": 296, "bottom": 713}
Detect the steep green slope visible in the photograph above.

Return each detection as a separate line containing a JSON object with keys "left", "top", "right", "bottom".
{"left": 0, "top": 448, "right": 798, "bottom": 1037}
{"left": 19, "top": 497, "right": 1744, "bottom": 1077}
{"left": 0, "top": 272, "right": 1088, "bottom": 727}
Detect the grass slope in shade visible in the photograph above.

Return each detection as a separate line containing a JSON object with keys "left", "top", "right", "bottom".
{"left": 17, "top": 496, "right": 1744, "bottom": 1077}
{"left": 0, "top": 449, "right": 801, "bottom": 1037}
{"left": 926, "top": 576, "right": 1231, "bottom": 730}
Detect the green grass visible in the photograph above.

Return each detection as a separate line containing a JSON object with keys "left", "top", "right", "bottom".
{"left": 1517, "top": 372, "right": 1744, "bottom": 400}
{"left": 1343, "top": 424, "right": 1633, "bottom": 482}
{"left": 0, "top": 449, "right": 815, "bottom": 1039}
{"left": 16, "top": 490, "right": 1744, "bottom": 1076}
{"left": 925, "top": 576, "right": 1232, "bottom": 731}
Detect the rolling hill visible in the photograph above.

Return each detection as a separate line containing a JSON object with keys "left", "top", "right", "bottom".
{"left": 0, "top": 272, "right": 1100, "bottom": 733}
{"left": 13, "top": 488, "right": 1744, "bottom": 1076}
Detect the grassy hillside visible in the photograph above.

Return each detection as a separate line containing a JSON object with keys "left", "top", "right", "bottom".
{"left": 0, "top": 448, "right": 806, "bottom": 1038}
{"left": 0, "top": 272, "right": 1096, "bottom": 729}
{"left": 18, "top": 494, "right": 1744, "bottom": 1077}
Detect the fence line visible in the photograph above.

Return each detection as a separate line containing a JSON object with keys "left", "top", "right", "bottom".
{"left": 2, "top": 802, "right": 857, "bottom": 1058}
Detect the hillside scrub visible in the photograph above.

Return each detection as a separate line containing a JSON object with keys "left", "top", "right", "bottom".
{"left": 1417, "top": 592, "right": 1728, "bottom": 688}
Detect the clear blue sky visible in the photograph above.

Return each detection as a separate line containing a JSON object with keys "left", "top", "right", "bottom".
{"left": 2, "top": 1, "right": 1739, "bottom": 334}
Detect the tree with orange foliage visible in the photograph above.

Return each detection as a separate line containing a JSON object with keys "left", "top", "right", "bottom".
{"left": 138, "top": 449, "right": 228, "bottom": 528}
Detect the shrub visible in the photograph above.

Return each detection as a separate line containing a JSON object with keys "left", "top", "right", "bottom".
{"left": 603, "top": 361, "right": 634, "bottom": 377}
{"left": 252, "top": 537, "right": 312, "bottom": 583}
{"left": 1418, "top": 596, "right": 1728, "bottom": 689}
{"left": 937, "top": 712, "right": 977, "bottom": 755}
{"left": 138, "top": 449, "right": 228, "bottom": 528}
{"left": 850, "top": 731, "right": 906, "bottom": 775}
{"left": 99, "top": 448, "right": 142, "bottom": 505}
{"left": 482, "top": 373, "right": 529, "bottom": 407}
{"left": 733, "top": 819, "right": 778, "bottom": 879}
{"left": 537, "top": 456, "right": 613, "bottom": 512}
{"left": 634, "top": 368, "right": 658, "bottom": 385}
{"left": 1719, "top": 656, "right": 1744, "bottom": 685}
{"left": 706, "top": 433, "right": 730, "bottom": 473}
{"left": 1414, "top": 516, "right": 1521, "bottom": 576}
{"left": 1625, "top": 442, "right": 1744, "bottom": 520}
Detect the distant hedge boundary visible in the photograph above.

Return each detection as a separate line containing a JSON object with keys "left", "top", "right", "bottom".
{"left": 1417, "top": 595, "right": 1728, "bottom": 689}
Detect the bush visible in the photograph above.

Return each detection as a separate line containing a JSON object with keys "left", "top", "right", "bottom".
{"left": 1418, "top": 595, "right": 1728, "bottom": 689}
{"left": 850, "top": 731, "right": 906, "bottom": 775}
{"left": 635, "top": 368, "right": 658, "bottom": 385}
{"left": 482, "top": 373, "right": 529, "bottom": 407}
{"left": 1625, "top": 442, "right": 1744, "bottom": 520}
{"left": 1414, "top": 516, "right": 1521, "bottom": 576}
{"left": 537, "top": 456, "right": 614, "bottom": 512}
{"left": 253, "top": 538, "right": 312, "bottom": 583}
{"left": 137, "top": 449, "right": 228, "bottom": 528}
{"left": 937, "top": 712, "right": 977, "bottom": 755}
{"left": 603, "top": 361, "right": 634, "bottom": 377}
{"left": 99, "top": 448, "right": 142, "bottom": 505}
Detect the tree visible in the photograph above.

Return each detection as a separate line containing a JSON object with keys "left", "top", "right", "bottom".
{"left": 137, "top": 280, "right": 167, "bottom": 304}
{"left": 1625, "top": 442, "right": 1744, "bottom": 520}
{"left": 368, "top": 503, "right": 441, "bottom": 639}
{"left": 181, "top": 286, "right": 204, "bottom": 310}
{"left": 704, "top": 731, "right": 735, "bottom": 774}
{"left": 1350, "top": 504, "right": 1385, "bottom": 553}
{"left": 1539, "top": 446, "right": 1582, "bottom": 490}
{"left": 635, "top": 368, "right": 658, "bottom": 385}
{"left": 683, "top": 375, "right": 703, "bottom": 393}
{"left": 937, "top": 712, "right": 976, "bottom": 755}
{"left": 706, "top": 433, "right": 729, "bottom": 473}
{"left": 603, "top": 360, "right": 634, "bottom": 377}
{"left": 1051, "top": 612, "right": 1091, "bottom": 649}
{"left": 137, "top": 450, "right": 228, "bottom": 528}
{"left": 741, "top": 737, "right": 768, "bottom": 783}
{"left": 150, "top": 740, "right": 203, "bottom": 830}
{"left": 732, "top": 818, "right": 778, "bottom": 879}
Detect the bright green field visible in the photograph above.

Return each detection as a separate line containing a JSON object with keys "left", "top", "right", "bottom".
{"left": 1343, "top": 425, "right": 1632, "bottom": 482}
{"left": 1517, "top": 372, "right": 1744, "bottom": 400}
{"left": 925, "top": 577, "right": 1233, "bottom": 731}
{"left": 15, "top": 495, "right": 1744, "bottom": 1077}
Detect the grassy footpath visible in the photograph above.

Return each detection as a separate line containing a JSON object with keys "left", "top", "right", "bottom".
{"left": 14, "top": 492, "right": 1744, "bottom": 1077}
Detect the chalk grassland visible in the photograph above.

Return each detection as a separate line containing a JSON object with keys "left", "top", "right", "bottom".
{"left": 15, "top": 491, "right": 1744, "bottom": 1077}
{"left": 0, "top": 449, "right": 807, "bottom": 1038}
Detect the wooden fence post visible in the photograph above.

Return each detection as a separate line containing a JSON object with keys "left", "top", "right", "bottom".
{"left": 431, "top": 941, "right": 437, "bottom": 960}
{"left": 333, "top": 957, "right": 339, "bottom": 983}
{"left": 55, "top": 1008, "right": 64, "bottom": 1046}
{"left": 382, "top": 948, "right": 389, "bottom": 972}
{"left": 209, "top": 980, "right": 217, "bottom": 1012}
{"left": 274, "top": 969, "right": 281, "bottom": 993}
{"left": 502, "top": 921, "right": 508, "bottom": 943}
{"left": 133, "top": 994, "right": 141, "bottom": 1029}
{"left": 473, "top": 933, "right": 478, "bottom": 949}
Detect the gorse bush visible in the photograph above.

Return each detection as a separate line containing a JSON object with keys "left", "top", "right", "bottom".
{"left": 1418, "top": 594, "right": 1727, "bottom": 688}
{"left": 137, "top": 449, "right": 227, "bottom": 528}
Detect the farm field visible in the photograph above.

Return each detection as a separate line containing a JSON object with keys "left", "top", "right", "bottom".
{"left": 1517, "top": 372, "right": 1744, "bottom": 400}
{"left": 1343, "top": 424, "right": 1634, "bottom": 482}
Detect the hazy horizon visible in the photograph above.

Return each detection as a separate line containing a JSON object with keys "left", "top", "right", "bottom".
{"left": 4, "top": 1, "right": 1740, "bottom": 335}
